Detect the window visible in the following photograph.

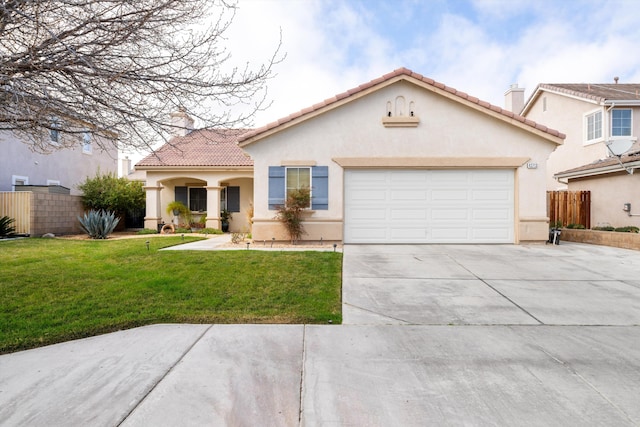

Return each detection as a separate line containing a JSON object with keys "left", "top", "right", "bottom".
{"left": 268, "top": 166, "right": 328, "bottom": 210}
{"left": 586, "top": 110, "right": 602, "bottom": 142}
{"left": 50, "top": 118, "right": 61, "bottom": 145}
{"left": 286, "top": 167, "right": 311, "bottom": 208}
{"left": 612, "top": 109, "right": 632, "bottom": 137}
{"left": 82, "top": 132, "right": 92, "bottom": 154}
{"left": 188, "top": 187, "right": 207, "bottom": 212}
{"left": 219, "top": 186, "right": 240, "bottom": 212}
{"left": 47, "top": 180, "right": 61, "bottom": 186}
{"left": 12, "top": 175, "right": 28, "bottom": 191}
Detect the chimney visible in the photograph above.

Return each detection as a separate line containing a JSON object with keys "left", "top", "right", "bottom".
{"left": 169, "top": 108, "right": 195, "bottom": 138}
{"left": 121, "top": 156, "right": 132, "bottom": 177}
{"left": 504, "top": 83, "right": 525, "bottom": 114}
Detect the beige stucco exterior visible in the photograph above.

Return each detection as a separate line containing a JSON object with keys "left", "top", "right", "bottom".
{"left": 523, "top": 91, "right": 640, "bottom": 190}
{"left": 567, "top": 172, "right": 640, "bottom": 228}
{"left": 243, "top": 78, "right": 562, "bottom": 243}
{"left": 142, "top": 168, "right": 253, "bottom": 232}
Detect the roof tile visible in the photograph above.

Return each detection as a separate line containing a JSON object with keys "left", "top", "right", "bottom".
{"left": 136, "top": 129, "right": 252, "bottom": 168}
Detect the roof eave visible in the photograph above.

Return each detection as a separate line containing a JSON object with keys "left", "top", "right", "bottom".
{"left": 554, "top": 161, "right": 640, "bottom": 180}
{"left": 135, "top": 165, "right": 253, "bottom": 171}
{"left": 240, "top": 71, "right": 565, "bottom": 147}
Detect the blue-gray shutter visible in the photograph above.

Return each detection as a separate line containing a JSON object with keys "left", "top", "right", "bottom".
{"left": 175, "top": 186, "right": 188, "bottom": 206}
{"left": 227, "top": 186, "right": 240, "bottom": 212}
{"left": 268, "top": 166, "right": 285, "bottom": 210}
{"left": 311, "top": 166, "right": 328, "bottom": 210}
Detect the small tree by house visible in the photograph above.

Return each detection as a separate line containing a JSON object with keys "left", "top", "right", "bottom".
{"left": 77, "top": 172, "right": 145, "bottom": 219}
{"left": 276, "top": 187, "right": 311, "bottom": 244}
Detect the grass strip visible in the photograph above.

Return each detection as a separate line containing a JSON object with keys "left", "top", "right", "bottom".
{"left": 0, "top": 236, "right": 342, "bottom": 353}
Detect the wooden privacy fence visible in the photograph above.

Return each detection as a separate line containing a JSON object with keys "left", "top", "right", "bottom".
{"left": 547, "top": 191, "right": 591, "bottom": 229}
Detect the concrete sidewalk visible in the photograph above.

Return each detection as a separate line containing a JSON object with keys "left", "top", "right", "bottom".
{"left": 1, "top": 242, "right": 639, "bottom": 426}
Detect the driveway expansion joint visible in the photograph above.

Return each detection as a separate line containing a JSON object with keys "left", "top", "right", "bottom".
{"left": 116, "top": 324, "right": 214, "bottom": 426}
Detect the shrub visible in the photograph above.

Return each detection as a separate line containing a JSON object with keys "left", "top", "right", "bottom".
{"left": 167, "top": 201, "right": 191, "bottom": 225}
{"left": 549, "top": 220, "right": 563, "bottom": 229}
{"left": 78, "top": 209, "right": 120, "bottom": 239}
{"left": 0, "top": 216, "right": 16, "bottom": 238}
{"left": 592, "top": 225, "right": 615, "bottom": 231}
{"left": 203, "top": 228, "right": 223, "bottom": 234}
{"left": 78, "top": 172, "right": 145, "bottom": 216}
{"left": 276, "top": 187, "right": 311, "bottom": 244}
{"left": 614, "top": 226, "right": 639, "bottom": 233}
{"left": 566, "top": 223, "right": 586, "bottom": 229}
{"left": 137, "top": 228, "right": 159, "bottom": 235}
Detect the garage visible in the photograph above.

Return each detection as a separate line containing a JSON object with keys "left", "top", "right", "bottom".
{"left": 344, "top": 169, "right": 514, "bottom": 244}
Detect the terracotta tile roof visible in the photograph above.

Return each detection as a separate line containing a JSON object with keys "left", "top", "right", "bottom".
{"left": 539, "top": 83, "right": 640, "bottom": 103}
{"left": 555, "top": 150, "right": 640, "bottom": 177}
{"left": 136, "top": 129, "right": 253, "bottom": 167}
{"left": 238, "top": 67, "right": 565, "bottom": 144}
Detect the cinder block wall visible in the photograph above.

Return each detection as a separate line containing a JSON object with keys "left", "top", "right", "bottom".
{"left": 31, "top": 193, "right": 85, "bottom": 236}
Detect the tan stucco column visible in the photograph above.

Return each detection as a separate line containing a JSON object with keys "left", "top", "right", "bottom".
{"left": 143, "top": 185, "right": 163, "bottom": 230}
{"left": 206, "top": 186, "right": 221, "bottom": 229}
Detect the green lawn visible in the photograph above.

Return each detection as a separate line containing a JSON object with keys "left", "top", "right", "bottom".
{"left": 0, "top": 236, "right": 342, "bottom": 354}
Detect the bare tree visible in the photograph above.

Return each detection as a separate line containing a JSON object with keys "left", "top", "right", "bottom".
{"left": 0, "top": 0, "right": 281, "bottom": 152}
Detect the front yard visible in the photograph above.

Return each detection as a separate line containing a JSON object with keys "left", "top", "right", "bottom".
{"left": 0, "top": 236, "right": 342, "bottom": 354}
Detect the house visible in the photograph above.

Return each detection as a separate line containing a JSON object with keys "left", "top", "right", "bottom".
{"left": 136, "top": 111, "right": 253, "bottom": 232}
{"left": 240, "top": 68, "right": 564, "bottom": 244}
{"left": 138, "top": 68, "right": 564, "bottom": 243}
{"left": 518, "top": 82, "right": 640, "bottom": 228}
{"left": 0, "top": 128, "right": 117, "bottom": 195}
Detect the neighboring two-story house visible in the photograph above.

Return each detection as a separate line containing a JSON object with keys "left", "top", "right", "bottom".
{"left": 1, "top": 128, "right": 117, "bottom": 195}
{"left": 511, "top": 82, "right": 640, "bottom": 228}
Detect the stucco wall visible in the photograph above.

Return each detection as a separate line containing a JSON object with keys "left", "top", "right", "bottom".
{"left": 525, "top": 93, "right": 640, "bottom": 190}
{"left": 0, "top": 130, "right": 118, "bottom": 195}
{"left": 568, "top": 172, "right": 640, "bottom": 228}
{"left": 244, "top": 80, "right": 560, "bottom": 243}
{"left": 143, "top": 169, "right": 253, "bottom": 232}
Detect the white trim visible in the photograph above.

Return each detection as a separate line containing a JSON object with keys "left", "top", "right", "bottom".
{"left": 82, "top": 132, "right": 93, "bottom": 154}
{"left": 583, "top": 108, "right": 604, "bottom": 146}
{"left": 11, "top": 175, "right": 29, "bottom": 191}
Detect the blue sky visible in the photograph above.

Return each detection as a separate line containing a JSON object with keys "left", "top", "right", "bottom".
{"left": 226, "top": 0, "right": 640, "bottom": 126}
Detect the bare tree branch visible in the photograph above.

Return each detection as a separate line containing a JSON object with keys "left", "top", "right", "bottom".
{"left": 0, "top": 0, "right": 282, "bottom": 153}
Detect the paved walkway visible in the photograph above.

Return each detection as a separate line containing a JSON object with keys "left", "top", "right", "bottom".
{"left": 1, "top": 242, "right": 640, "bottom": 426}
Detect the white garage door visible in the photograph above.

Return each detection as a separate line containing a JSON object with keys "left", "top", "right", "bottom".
{"left": 344, "top": 169, "right": 514, "bottom": 244}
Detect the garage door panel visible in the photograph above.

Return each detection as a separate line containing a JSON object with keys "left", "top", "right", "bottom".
{"left": 432, "top": 189, "right": 468, "bottom": 201}
{"left": 472, "top": 189, "right": 512, "bottom": 201}
{"left": 350, "top": 208, "right": 388, "bottom": 220}
{"left": 390, "top": 227, "right": 428, "bottom": 240}
{"left": 391, "top": 209, "right": 428, "bottom": 220}
{"left": 431, "top": 209, "right": 468, "bottom": 220}
{"left": 472, "top": 209, "right": 511, "bottom": 220}
{"left": 344, "top": 170, "right": 514, "bottom": 244}
{"left": 391, "top": 190, "right": 428, "bottom": 201}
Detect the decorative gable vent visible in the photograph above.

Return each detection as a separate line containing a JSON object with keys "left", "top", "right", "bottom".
{"left": 382, "top": 96, "right": 420, "bottom": 127}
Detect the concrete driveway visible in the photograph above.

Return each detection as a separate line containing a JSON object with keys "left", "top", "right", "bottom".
{"left": 1, "top": 242, "right": 640, "bottom": 426}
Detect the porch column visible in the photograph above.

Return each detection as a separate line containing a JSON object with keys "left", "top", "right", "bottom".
{"left": 205, "top": 185, "right": 221, "bottom": 229}
{"left": 143, "top": 185, "right": 163, "bottom": 230}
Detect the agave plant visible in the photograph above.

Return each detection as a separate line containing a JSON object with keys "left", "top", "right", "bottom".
{"left": 0, "top": 216, "right": 16, "bottom": 238}
{"left": 78, "top": 209, "right": 120, "bottom": 239}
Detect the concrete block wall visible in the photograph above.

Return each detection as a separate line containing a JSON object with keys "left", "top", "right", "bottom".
{"left": 31, "top": 193, "right": 84, "bottom": 236}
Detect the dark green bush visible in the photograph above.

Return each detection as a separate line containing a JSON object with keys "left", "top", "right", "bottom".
{"left": 137, "top": 228, "right": 159, "bottom": 235}
{"left": 78, "top": 210, "right": 120, "bottom": 239}
{"left": 566, "top": 223, "right": 586, "bottom": 229}
{"left": 614, "top": 226, "right": 639, "bottom": 233}
{"left": 592, "top": 225, "right": 616, "bottom": 231}
{"left": 0, "top": 216, "right": 16, "bottom": 238}
{"left": 78, "top": 172, "right": 145, "bottom": 216}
